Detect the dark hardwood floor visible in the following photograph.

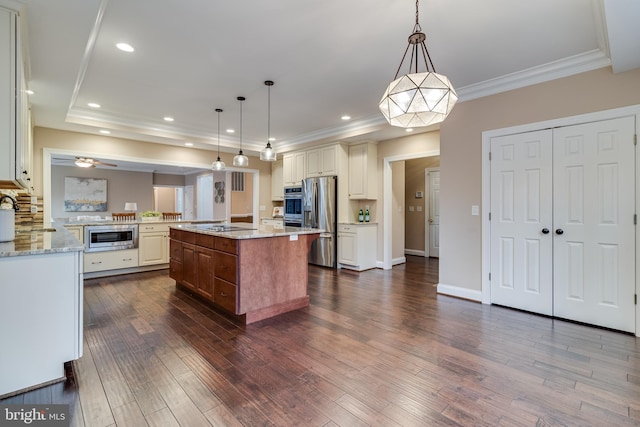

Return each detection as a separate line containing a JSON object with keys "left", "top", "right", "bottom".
{"left": 3, "top": 255, "right": 639, "bottom": 426}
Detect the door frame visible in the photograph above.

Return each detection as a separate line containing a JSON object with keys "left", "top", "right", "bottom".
{"left": 481, "top": 104, "right": 640, "bottom": 336}
{"left": 424, "top": 167, "right": 440, "bottom": 258}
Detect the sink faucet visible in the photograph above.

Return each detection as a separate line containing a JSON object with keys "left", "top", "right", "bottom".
{"left": 0, "top": 195, "right": 19, "bottom": 211}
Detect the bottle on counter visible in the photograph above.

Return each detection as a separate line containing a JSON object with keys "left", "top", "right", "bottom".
{"left": 358, "top": 209, "right": 364, "bottom": 222}
{"left": 364, "top": 208, "right": 370, "bottom": 222}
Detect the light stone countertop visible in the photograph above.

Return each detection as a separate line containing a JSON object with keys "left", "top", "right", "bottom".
{"left": 173, "top": 223, "right": 323, "bottom": 240}
{"left": 0, "top": 224, "right": 84, "bottom": 257}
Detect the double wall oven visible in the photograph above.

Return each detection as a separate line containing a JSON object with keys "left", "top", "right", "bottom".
{"left": 283, "top": 186, "right": 303, "bottom": 227}
{"left": 84, "top": 224, "right": 138, "bottom": 252}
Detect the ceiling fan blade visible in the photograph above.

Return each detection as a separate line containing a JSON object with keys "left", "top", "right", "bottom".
{"left": 94, "top": 160, "right": 118, "bottom": 167}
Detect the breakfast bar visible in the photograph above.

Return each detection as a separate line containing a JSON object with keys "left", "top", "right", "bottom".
{"left": 169, "top": 223, "right": 321, "bottom": 324}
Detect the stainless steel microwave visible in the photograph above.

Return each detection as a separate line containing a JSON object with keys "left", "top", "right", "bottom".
{"left": 84, "top": 224, "right": 138, "bottom": 252}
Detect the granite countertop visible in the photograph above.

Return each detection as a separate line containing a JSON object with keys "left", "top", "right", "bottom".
{"left": 0, "top": 225, "right": 84, "bottom": 257}
{"left": 173, "top": 223, "right": 323, "bottom": 240}
{"left": 63, "top": 218, "right": 223, "bottom": 227}
{"left": 340, "top": 221, "right": 378, "bottom": 225}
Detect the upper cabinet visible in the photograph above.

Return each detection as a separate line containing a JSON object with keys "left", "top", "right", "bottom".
{"left": 283, "top": 152, "right": 306, "bottom": 186}
{"left": 0, "top": 6, "right": 31, "bottom": 191}
{"left": 307, "top": 145, "right": 338, "bottom": 177}
{"left": 271, "top": 158, "right": 284, "bottom": 201}
{"left": 348, "top": 142, "right": 377, "bottom": 199}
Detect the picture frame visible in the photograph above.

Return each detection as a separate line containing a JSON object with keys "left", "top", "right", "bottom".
{"left": 64, "top": 177, "right": 108, "bottom": 212}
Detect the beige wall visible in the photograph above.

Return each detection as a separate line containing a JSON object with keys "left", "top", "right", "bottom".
{"left": 33, "top": 127, "right": 274, "bottom": 220}
{"left": 230, "top": 172, "right": 254, "bottom": 216}
{"left": 405, "top": 156, "right": 440, "bottom": 253}
{"left": 439, "top": 66, "right": 640, "bottom": 292}
{"left": 51, "top": 165, "right": 153, "bottom": 219}
{"left": 154, "top": 187, "right": 176, "bottom": 212}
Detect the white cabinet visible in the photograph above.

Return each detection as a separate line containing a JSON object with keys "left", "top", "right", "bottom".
{"left": 307, "top": 145, "right": 338, "bottom": 177}
{"left": 271, "top": 159, "right": 284, "bottom": 201}
{"left": 1, "top": 250, "right": 83, "bottom": 396}
{"left": 65, "top": 225, "right": 84, "bottom": 243}
{"left": 283, "top": 152, "right": 306, "bottom": 186}
{"left": 138, "top": 223, "right": 170, "bottom": 265}
{"left": 348, "top": 142, "right": 377, "bottom": 199}
{"left": 0, "top": 7, "right": 31, "bottom": 190}
{"left": 84, "top": 249, "right": 139, "bottom": 273}
{"left": 261, "top": 218, "right": 283, "bottom": 227}
{"left": 337, "top": 223, "right": 377, "bottom": 271}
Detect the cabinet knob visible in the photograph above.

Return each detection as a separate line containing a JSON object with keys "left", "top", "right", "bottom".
{"left": 220, "top": 291, "right": 227, "bottom": 297}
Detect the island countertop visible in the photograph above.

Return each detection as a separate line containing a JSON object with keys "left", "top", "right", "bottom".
{"left": 171, "top": 222, "right": 324, "bottom": 239}
{"left": 0, "top": 225, "right": 84, "bottom": 257}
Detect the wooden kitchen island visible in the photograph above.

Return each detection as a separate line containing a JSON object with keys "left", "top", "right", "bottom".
{"left": 169, "top": 223, "right": 320, "bottom": 324}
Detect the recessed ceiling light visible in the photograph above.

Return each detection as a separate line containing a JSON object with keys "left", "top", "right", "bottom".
{"left": 99, "top": 130, "right": 111, "bottom": 135}
{"left": 226, "top": 129, "right": 235, "bottom": 134}
{"left": 341, "top": 115, "right": 351, "bottom": 121}
{"left": 116, "top": 42, "right": 134, "bottom": 52}
{"left": 25, "top": 89, "right": 34, "bottom": 95}
{"left": 163, "top": 116, "right": 174, "bottom": 122}
{"left": 88, "top": 102, "right": 101, "bottom": 108}
{"left": 405, "top": 128, "right": 414, "bottom": 132}
{"left": 184, "top": 142, "right": 194, "bottom": 147}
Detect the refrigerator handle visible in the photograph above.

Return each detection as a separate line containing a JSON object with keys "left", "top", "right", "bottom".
{"left": 311, "top": 181, "right": 318, "bottom": 227}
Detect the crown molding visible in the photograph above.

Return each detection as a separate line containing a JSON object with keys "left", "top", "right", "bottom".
{"left": 456, "top": 49, "right": 611, "bottom": 102}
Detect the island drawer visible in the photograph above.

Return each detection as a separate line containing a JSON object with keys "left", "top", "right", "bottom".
{"left": 215, "top": 251, "right": 237, "bottom": 284}
{"left": 215, "top": 237, "right": 237, "bottom": 254}
{"left": 214, "top": 278, "right": 237, "bottom": 313}
{"left": 170, "top": 228, "right": 195, "bottom": 244}
{"left": 196, "top": 233, "right": 215, "bottom": 249}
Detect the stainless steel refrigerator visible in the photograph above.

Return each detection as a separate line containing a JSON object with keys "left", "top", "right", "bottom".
{"left": 302, "top": 176, "right": 337, "bottom": 268}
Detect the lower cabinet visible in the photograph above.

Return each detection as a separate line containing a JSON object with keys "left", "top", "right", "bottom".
{"left": 138, "top": 223, "right": 171, "bottom": 266}
{"left": 337, "top": 223, "right": 377, "bottom": 271}
{"left": 65, "top": 225, "right": 84, "bottom": 243}
{"left": 169, "top": 229, "right": 238, "bottom": 314}
{"left": 84, "top": 249, "right": 139, "bottom": 273}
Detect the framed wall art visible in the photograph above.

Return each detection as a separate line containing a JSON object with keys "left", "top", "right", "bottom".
{"left": 64, "top": 177, "right": 107, "bottom": 212}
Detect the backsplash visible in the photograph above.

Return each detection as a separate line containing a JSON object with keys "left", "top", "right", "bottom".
{"left": 15, "top": 194, "right": 43, "bottom": 230}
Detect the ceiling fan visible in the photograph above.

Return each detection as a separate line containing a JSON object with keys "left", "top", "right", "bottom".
{"left": 53, "top": 157, "right": 118, "bottom": 168}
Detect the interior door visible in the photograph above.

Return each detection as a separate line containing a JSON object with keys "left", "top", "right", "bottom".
{"left": 427, "top": 169, "right": 440, "bottom": 257}
{"left": 552, "top": 117, "right": 636, "bottom": 333}
{"left": 490, "top": 130, "right": 554, "bottom": 315}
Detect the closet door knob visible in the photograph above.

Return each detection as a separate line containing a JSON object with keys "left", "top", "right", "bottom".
{"left": 541, "top": 228, "right": 549, "bottom": 234}
{"left": 555, "top": 229, "right": 564, "bottom": 235}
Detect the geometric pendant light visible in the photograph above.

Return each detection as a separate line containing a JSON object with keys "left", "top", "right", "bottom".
{"left": 211, "top": 108, "right": 226, "bottom": 171}
{"left": 232, "top": 96, "right": 249, "bottom": 167}
{"left": 379, "top": 0, "right": 457, "bottom": 128}
{"left": 260, "top": 80, "right": 277, "bottom": 161}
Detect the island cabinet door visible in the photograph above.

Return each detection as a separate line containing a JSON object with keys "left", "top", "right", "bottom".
{"left": 213, "top": 278, "right": 237, "bottom": 313}
{"left": 196, "top": 247, "right": 214, "bottom": 299}
{"left": 181, "top": 243, "right": 197, "bottom": 291}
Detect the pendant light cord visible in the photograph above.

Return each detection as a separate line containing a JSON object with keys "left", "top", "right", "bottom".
{"left": 216, "top": 108, "right": 222, "bottom": 159}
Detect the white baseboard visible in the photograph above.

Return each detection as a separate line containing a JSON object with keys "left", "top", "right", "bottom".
{"left": 437, "top": 283, "right": 482, "bottom": 302}
{"left": 392, "top": 256, "right": 406, "bottom": 266}
{"left": 404, "top": 249, "right": 425, "bottom": 257}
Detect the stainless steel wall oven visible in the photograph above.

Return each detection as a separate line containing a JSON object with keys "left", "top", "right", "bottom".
{"left": 84, "top": 224, "right": 138, "bottom": 252}
{"left": 283, "top": 186, "right": 303, "bottom": 226}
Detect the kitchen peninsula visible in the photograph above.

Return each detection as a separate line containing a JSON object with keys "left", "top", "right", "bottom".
{"left": 0, "top": 225, "right": 84, "bottom": 397}
{"left": 169, "top": 223, "right": 321, "bottom": 324}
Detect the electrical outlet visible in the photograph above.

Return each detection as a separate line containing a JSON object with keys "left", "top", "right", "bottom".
{"left": 30, "top": 205, "right": 38, "bottom": 213}
{"left": 408, "top": 206, "right": 414, "bottom": 212}
{"left": 259, "top": 205, "right": 266, "bottom": 211}
{"left": 30, "top": 196, "right": 37, "bottom": 204}
{"left": 417, "top": 206, "right": 422, "bottom": 212}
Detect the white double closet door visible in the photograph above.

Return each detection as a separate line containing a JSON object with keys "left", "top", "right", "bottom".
{"left": 490, "top": 116, "right": 636, "bottom": 333}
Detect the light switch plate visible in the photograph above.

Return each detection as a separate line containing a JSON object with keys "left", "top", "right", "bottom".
{"left": 259, "top": 205, "right": 265, "bottom": 211}
{"left": 289, "top": 234, "right": 298, "bottom": 241}
{"left": 471, "top": 205, "right": 480, "bottom": 216}
{"left": 408, "top": 206, "right": 414, "bottom": 212}
{"left": 417, "top": 206, "right": 422, "bottom": 212}
{"left": 30, "top": 205, "right": 38, "bottom": 213}
{"left": 31, "top": 196, "right": 37, "bottom": 204}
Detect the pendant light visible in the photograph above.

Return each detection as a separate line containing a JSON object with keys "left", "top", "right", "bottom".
{"left": 379, "top": 0, "right": 457, "bottom": 128}
{"left": 260, "top": 80, "right": 277, "bottom": 161}
{"left": 211, "top": 108, "right": 226, "bottom": 171}
{"left": 232, "top": 96, "right": 249, "bottom": 167}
